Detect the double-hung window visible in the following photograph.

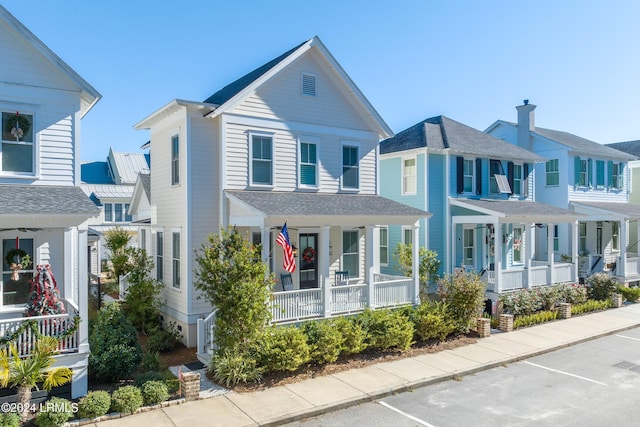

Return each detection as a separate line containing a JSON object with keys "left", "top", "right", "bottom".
{"left": 103, "top": 203, "right": 132, "bottom": 223}
{"left": 402, "top": 157, "right": 416, "bottom": 195}
{"left": 490, "top": 159, "right": 511, "bottom": 194}
{"left": 463, "top": 159, "right": 474, "bottom": 193}
{"left": 156, "top": 231, "right": 163, "bottom": 281}
{"left": 1, "top": 112, "right": 34, "bottom": 174}
{"left": 104, "top": 204, "right": 113, "bottom": 222}
{"left": 379, "top": 227, "right": 388, "bottom": 266}
{"left": 463, "top": 227, "right": 475, "bottom": 267}
{"left": 579, "top": 223, "right": 587, "bottom": 254}
{"left": 251, "top": 134, "right": 273, "bottom": 186}
{"left": 612, "top": 222, "right": 619, "bottom": 250}
{"left": 171, "top": 135, "right": 179, "bottom": 185}
{"left": 172, "top": 232, "right": 180, "bottom": 289}
{"left": 402, "top": 227, "right": 413, "bottom": 246}
{"left": 342, "top": 230, "right": 359, "bottom": 278}
{"left": 512, "top": 226, "right": 523, "bottom": 264}
{"left": 546, "top": 159, "right": 559, "bottom": 186}
{"left": 611, "top": 162, "right": 623, "bottom": 189}
{"left": 577, "top": 158, "right": 588, "bottom": 186}
{"left": 513, "top": 164, "right": 523, "bottom": 195}
{"left": 342, "top": 145, "right": 359, "bottom": 189}
{"left": 2, "top": 238, "right": 34, "bottom": 306}
{"left": 299, "top": 139, "right": 317, "bottom": 187}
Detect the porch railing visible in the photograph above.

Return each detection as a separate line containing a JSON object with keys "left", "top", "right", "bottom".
{"left": 530, "top": 266, "right": 548, "bottom": 287}
{"left": 196, "top": 309, "right": 217, "bottom": 357}
{"left": 331, "top": 284, "right": 368, "bottom": 314}
{"left": 554, "top": 263, "right": 574, "bottom": 283}
{"left": 500, "top": 269, "right": 525, "bottom": 291}
{"left": 372, "top": 275, "right": 413, "bottom": 308}
{"left": 271, "top": 288, "right": 323, "bottom": 323}
{"left": 119, "top": 272, "right": 132, "bottom": 300}
{"left": 0, "top": 311, "right": 79, "bottom": 357}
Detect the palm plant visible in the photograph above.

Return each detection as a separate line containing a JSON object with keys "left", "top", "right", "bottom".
{"left": 0, "top": 336, "right": 73, "bottom": 422}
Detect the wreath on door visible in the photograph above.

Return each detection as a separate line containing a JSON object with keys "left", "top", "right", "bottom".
{"left": 302, "top": 246, "right": 315, "bottom": 263}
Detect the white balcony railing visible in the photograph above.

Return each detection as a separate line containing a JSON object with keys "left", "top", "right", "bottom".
{"left": 0, "top": 310, "right": 79, "bottom": 357}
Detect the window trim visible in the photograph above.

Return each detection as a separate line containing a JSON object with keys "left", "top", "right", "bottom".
{"left": 579, "top": 223, "right": 587, "bottom": 255}
{"left": 462, "top": 158, "right": 475, "bottom": 195}
{"left": 2, "top": 237, "right": 35, "bottom": 308}
{"left": 341, "top": 142, "right": 360, "bottom": 191}
{"left": 462, "top": 225, "right": 475, "bottom": 268}
{"left": 512, "top": 225, "right": 523, "bottom": 264}
{"left": 249, "top": 132, "right": 274, "bottom": 188}
{"left": 171, "top": 231, "right": 180, "bottom": 290}
{"left": 379, "top": 227, "right": 389, "bottom": 267}
{"left": 402, "top": 156, "right": 417, "bottom": 195}
{"left": 342, "top": 229, "right": 359, "bottom": 278}
{"left": 612, "top": 221, "right": 619, "bottom": 251}
{"left": 171, "top": 134, "right": 180, "bottom": 186}
{"left": 402, "top": 226, "right": 413, "bottom": 246}
{"left": 298, "top": 136, "right": 319, "bottom": 189}
{"left": 513, "top": 163, "right": 523, "bottom": 195}
{"left": 546, "top": 159, "right": 559, "bottom": 186}
{"left": 1, "top": 110, "right": 36, "bottom": 176}
{"left": 578, "top": 158, "right": 588, "bottom": 187}
{"left": 611, "top": 162, "right": 623, "bottom": 190}
{"left": 156, "top": 230, "right": 164, "bottom": 282}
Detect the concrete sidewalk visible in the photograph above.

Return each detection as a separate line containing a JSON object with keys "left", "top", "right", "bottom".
{"left": 88, "top": 303, "right": 640, "bottom": 427}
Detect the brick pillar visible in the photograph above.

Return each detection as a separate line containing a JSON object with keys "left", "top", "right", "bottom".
{"left": 611, "top": 293, "right": 623, "bottom": 308}
{"left": 477, "top": 318, "right": 490, "bottom": 338}
{"left": 180, "top": 371, "right": 200, "bottom": 401}
{"left": 558, "top": 303, "right": 571, "bottom": 319}
{"left": 499, "top": 314, "right": 514, "bottom": 332}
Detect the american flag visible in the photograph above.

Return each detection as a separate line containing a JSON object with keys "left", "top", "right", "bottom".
{"left": 276, "top": 223, "right": 296, "bottom": 273}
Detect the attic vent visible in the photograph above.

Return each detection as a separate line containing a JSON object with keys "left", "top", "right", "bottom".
{"left": 302, "top": 73, "right": 316, "bottom": 96}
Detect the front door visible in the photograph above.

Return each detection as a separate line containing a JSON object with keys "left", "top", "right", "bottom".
{"left": 299, "top": 233, "right": 318, "bottom": 289}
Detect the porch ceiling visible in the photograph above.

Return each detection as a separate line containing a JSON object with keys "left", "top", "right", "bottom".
{"left": 226, "top": 190, "right": 431, "bottom": 227}
{"left": 450, "top": 198, "right": 583, "bottom": 223}
{"left": 0, "top": 185, "right": 99, "bottom": 228}
{"left": 570, "top": 201, "right": 640, "bottom": 220}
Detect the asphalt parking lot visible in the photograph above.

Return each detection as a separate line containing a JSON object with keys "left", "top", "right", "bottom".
{"left": 287, "top": 326, "right": 640, "bottom": 427}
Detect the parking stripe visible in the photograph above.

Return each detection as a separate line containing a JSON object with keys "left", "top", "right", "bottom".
{"left": 616, "top": 334, "right": 640, "bottom": 342}
{"left": 524, "top": 361, "right": 608, "bottom": 386}
{"left": 379, "top": 401, "right": 436, "bottom": 427}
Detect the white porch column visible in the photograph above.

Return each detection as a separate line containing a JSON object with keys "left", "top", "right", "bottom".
{"left": 525, "top": 223, "right": 533, "bottom": 288}
{"left": 320, "top": 226, "right": 331, "bottom": 317}
{"left": 495, "top": 223, "right": 502, "bottom": 292}
{"left": 620, "top": 220, "right": 628, "bottom": 280}
{"left": 365, "top": 225, "right": 376, "bottom": 308}
{"left": 260, "top": 225, "right": 269, "bottom": 264}
{"left": 75, "top": 225, "right": 89, "bottom": 398}
{"left": 572, "top": 221, "right": 579, "bottom": 281}
{"left": 412, "top": 222, "right": 420, "bottom": 304}
{"left": 548, "top": 223, "right": 555, "bottom": 284}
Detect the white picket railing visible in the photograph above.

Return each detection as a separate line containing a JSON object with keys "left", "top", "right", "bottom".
{"left": 119, "top": 272, "right": 132, "bottom": 300}
{"left": 530, "top": 266, "right": 548, "bottom": 287}
{"left": 372, "top": 276, "right": 413, "bottom": 308}
{"left": 271, "top": 288, "right": 323, "bottom": 323}
{"left": 331, "top": 284, "right": 368, "bottom": 314}
{"left": 553, "top": 263, "right": 574, "bottom": 283}
{"left": 0, "top": 312, "right": 79, "bottom": 357}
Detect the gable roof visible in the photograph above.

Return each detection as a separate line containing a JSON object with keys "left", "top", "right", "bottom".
{"left": 491, "top": 120, "right": 635, "bottom": 161}
{"left": 108, "top": 148, "right": 150, "bottom": 185}
{"left": 0, "top": 5, "right": 101, "bottom": 117}
{"left": 81, "top": 161, "right": 113, "bottom": 184}
{"left": 380, "top": 116, "right": 544, "bottom": 162}
{"left": 605, "top": 141, "right": 640, "bottom": 159}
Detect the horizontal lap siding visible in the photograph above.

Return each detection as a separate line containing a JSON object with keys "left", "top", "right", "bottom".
{"left": 39, "top": 115, "right": 74, "bottom": 184}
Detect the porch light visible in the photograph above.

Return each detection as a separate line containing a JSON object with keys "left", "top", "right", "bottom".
{"left": 292, "top": 244, "right": 298, "bottom": 257}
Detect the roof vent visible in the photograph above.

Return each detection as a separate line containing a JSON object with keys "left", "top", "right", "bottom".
{"left": 302, "top": 73, "right": 316, "bottom": 96}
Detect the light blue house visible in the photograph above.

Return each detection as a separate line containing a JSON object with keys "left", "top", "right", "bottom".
{"left": 487, "top": 101, "right": 640, "bottom": 284}
{"left": 379, "top": 115, "right": 581, "bottom": 296}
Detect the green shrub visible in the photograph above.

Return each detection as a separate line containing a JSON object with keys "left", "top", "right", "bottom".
{"left": 34, "top": 397, "right": 74, "bottom": 427}
{"left": 110, "top": 385, "right": 143, "bottom": 414}
{"left": 333, "top": 316, "right": 368, "bottom": 355}
{"left": 556, "top": 283, "right": 588, "bottom": 305}
{"left": 122, "top": 248, "right": 164, "bottom": 334}
{"left": 617, "top": 286, "right": 640, "bottom": 303}
{"left": 141, "top": 380, "right": 170, "bottom": 405}
{"left": 358, "top": 308, "right": 414, "bottom": 351}
{"left": 77, "top": 390, "right": 111, "bottom": 419}
{"left": 513, "top": 310, "right": 558, "bottom": 329}
{"left": 586, "top": 273, "right": 618, "bottom": 301}
{"left": 303, "top": 320, "right": 345, "bottom": 364}
{"left": 499, "top": 289, "right": 543, "bottom": 316}
{"left": 146, "top": 322, "right": 182, "bottom": 353}
{"left": 210, "top": 349, "right": 263, "bottom": 386}
{"left": 413, "top": 301, "right": 456, "bottom": 342}
{"left": 571, "top": 299, "right": 612, "bottom": 315}
{"left": 140, "top": 350, "right": 161, "bottom": 372}
{"left": 135, "top": 370, "right": 165, "bottom": 387}
{"left": 89, "top": 303, "right": 142, "bottom": 381}
{"left": 0, "top": 412, "right": 20, "bottom": 427}
{"left": 437, "top": 271, "right": 486, "bottom": 333}
{"left": 255, "top": 325, "right": 310, "bottom": 372}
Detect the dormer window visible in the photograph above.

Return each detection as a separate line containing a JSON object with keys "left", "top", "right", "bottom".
{"left": 1, "top": 111, "right": 34, "bottom": 174}
{"left": 301, "top": 73, "right": 316, "bottom": 97}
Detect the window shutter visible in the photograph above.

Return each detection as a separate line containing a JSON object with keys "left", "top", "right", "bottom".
{"left": 456, "top": 156, "right": 464, "bottom": 194}
{"left": 507, "top": 161, "right": 514, "bottom": 195}
{"left": 608, "top": 160, "right": 613, "bottom": 188}
{"left": 523, "top": 163, "right": 530, "bottom": 197}
{"left": 476, "top": 158, "right": 482, "bottom": 195}
{"left": 574, "top": 156, "right": 581, "bottom": 185}
{"left": 587, "top": 159, "right": 593, "bottom": 187}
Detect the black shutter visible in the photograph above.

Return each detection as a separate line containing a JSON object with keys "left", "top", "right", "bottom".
{"left": 523, "top": 163, "right": 530, "bottom": 197}
{"left": 476, "top": 158, "right": 482, "bottom": 195}
{"left": 456, "top": 156, "right": 464, "bottom": 194}
{"left": 507, "top": 161, "right": 514, "bottom": 195}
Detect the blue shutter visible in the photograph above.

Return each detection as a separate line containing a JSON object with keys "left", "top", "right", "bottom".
{"left": 476, "top": 158, "right": 482, "bottom": 195}
{"left": 456, "top": 156, "right": 464, "bottom": 194}
{"left": 608, "top": 160, "right": 614, "bottom": 188}
{"left": 507, "top": 161, "right": 514, "bottom": 195}
{"left": 574, "top": 156, "right": 581, "bottom": 185}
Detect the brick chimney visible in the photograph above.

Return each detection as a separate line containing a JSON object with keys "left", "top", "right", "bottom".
{"left": 516, "top": 100, "right": 536, "bottom": 150}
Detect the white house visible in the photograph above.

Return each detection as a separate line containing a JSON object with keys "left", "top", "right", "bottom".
{"left": 487, "top": 102, "right": 640, "bottom": 284}
{"left": 0, "top": 5, "right": 101, "bottom": 398}
{"left": 134, "top": 37, "right": 429, "bottom": 359}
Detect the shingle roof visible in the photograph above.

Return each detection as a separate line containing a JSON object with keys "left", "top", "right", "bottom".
{"left": 381, "top": 116, "right": 544, "bottom": 162}
{"left": 605, "top": 141, "right": 640, "bottom": 159}
{"left": 203, "top": 41, "right": 307, "bottom": 105}
{"left": 0, "top": 185, "right": 100, "bottom": 215}
{"left": 571, "top": 201, "right": 640, "bottom": 219}
{"left": 226, "top": 190, "right": 429, "bottom": 218}
{"left": 139, "top": 173, "right": 151, "bottom": 200}
{"left": 451, "top": 198, "right": 582, "bottom": 222}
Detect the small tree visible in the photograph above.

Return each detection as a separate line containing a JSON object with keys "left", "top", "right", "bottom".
{"left": 0, "top": 337, "right": 73, "bottom": 422}
{"left": 393, "top": 243, "right": 441, "bottom": 291}
{"left": 122, "top": 248, "right": 164, "bottom": 334}
{"left": 194, "top": 227, "right": 273, "bottom": 353}
{"left": 437, "top": 270, "right": 486, "bottom": 333}
{"left": 104, "top": 226, "right": 132, "bottom": 279}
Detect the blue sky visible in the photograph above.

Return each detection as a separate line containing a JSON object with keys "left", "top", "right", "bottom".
{"left": 3, "top": 1, "right": 640, "bottom": 161}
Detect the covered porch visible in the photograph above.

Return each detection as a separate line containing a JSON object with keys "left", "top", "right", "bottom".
{"left": 571, "top": 201, "right": 640, "bottom": 284}
{"left": 450, "top": 198, "right": 582, "bottom": 294}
